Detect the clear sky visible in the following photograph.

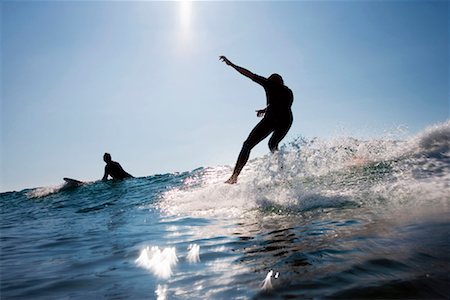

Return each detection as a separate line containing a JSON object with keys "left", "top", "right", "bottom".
{"left": 1, "top": 0, "right": 449, "bottom": 192}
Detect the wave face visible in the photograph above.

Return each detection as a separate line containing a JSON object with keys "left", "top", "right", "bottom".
{"left": 1, "top": 121, "right": 449, "bottom": 299}
{"left": 159, "top": 121, "right": 450, "bottom": 217}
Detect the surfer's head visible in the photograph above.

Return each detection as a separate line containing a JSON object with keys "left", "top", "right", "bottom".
{"left": 103, "top": 153, "right": 112, "bottom": 163}
{"left": 268, "top": 73, "right": 283, "bottom": 85}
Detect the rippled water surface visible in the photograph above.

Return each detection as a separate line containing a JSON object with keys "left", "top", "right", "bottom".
{"left": 1, "top": 122, "right": 449, "bottom": 299}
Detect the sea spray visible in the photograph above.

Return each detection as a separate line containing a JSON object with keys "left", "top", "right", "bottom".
{"left": 26, "top": 185, "right": 65, "bottom": 198}
{"left": 158, "top": 121, "right": 450, "bottom": 218}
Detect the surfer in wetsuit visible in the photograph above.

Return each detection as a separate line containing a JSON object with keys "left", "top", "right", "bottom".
{"left": 220, "top": 56, "right": 293, "bottom": 184}
{"left": 102, "top": 153, "right": 134, "bottom": 180}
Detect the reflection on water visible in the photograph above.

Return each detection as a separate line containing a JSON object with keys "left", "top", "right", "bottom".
{"left": 136, "top": 246, "right": 178, "bottom": 279}
{"left": 187, "top": 244, "right": 200, "bottom": 263}
{"left": 135, "top": 207, "right": 449, "bottom": 299}
{"left": 261, "top": 270, "right": 275, "bottom": 290}
{"left": 156, "top": 284, "right": 168, "bottom": 300}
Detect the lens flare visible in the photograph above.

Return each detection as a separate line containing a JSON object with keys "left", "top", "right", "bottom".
{"left": 179, "top": 0, "right": 192, "bottom": 39}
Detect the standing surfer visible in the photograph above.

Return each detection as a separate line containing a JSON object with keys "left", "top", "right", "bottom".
{"left": 219, "top": 56, "right": 294, "bottom": 184}
{"left": 102, "top": 153, "right": 134, "bottom": 180}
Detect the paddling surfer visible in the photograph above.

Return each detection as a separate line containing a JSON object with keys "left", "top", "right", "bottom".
{"left": 219, "top": 56, "right": 294, "bottom": 184}
{"left": 102, "top": 153, "right": 134, "bottom": 180}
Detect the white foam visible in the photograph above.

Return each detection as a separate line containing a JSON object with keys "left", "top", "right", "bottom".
{"left": 26, "top": 185, "right": 64, "bottom": 198}
{"left": 158, "top": 121, "right": 450, "bottom": 218}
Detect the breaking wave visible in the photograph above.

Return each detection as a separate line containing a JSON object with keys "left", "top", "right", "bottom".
{"left": 158, "top": 121, "right": 450, "bottom": 218}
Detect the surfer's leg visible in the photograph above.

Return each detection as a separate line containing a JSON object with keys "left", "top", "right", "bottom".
{"left": 226, "top": 119, "right": 273, "bottom": 184}
{"left": 268, "top": 117, "right": 293, "bottom": 152}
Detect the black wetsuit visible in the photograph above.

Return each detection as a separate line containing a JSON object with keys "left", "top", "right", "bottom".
{"left": 243, "top": 74, "right": 293, "bottom": 151}
{"left": 104, "top": 161, "right": 133, "bottom": 180}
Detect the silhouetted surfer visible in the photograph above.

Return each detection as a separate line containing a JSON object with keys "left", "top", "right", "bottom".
{"left": 220, "top": 56, "right": 294, "bottom": 184}
{"left": 102, "top": 153, "right": 133, "bottom": 180}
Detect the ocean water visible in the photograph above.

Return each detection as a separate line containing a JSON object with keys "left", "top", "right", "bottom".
{"left": 1, "top": 121, "right": 449, "bottom": 299}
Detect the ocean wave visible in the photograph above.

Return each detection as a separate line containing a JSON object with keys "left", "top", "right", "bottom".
{"left": 19, "top": 121, "right": 449, "bottom": 217}
{"left": 158, "top": 121, "right": 450, "bottom": 217}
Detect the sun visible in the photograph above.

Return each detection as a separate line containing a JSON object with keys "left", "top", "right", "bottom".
{"left": 179, "top": 0, "right": 192, "bottom": 38}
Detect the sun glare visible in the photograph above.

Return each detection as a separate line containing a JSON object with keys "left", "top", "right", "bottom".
{"left": 179, "top": 0, "right": 192, "bottom": 38}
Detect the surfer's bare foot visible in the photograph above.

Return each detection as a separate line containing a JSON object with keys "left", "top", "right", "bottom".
{"left": 225, "top": 176, "right": 237, "bottom": 184}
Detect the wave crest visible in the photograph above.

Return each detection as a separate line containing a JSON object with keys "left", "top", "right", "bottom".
{"left": 159, "top": 121, "right": 450, "bottom": 217}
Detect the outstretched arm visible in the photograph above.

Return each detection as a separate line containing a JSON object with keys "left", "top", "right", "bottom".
{"left": 102, "top": 167, "right": 108, "bottom": 181}
{"left": 219, "top": 56, "right": 255, "bottom": 80}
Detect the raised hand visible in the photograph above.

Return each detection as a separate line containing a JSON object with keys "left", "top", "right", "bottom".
{"left": 219, "top": 56, "right": 232, "bottom": 66}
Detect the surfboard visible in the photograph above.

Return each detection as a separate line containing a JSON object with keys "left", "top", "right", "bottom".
{"left": 63, "top": 177, "right": 84, "bottom": 187}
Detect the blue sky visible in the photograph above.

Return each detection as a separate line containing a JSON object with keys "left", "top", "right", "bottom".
{"left": 1, "top": 1, "right": 448, "bottom": 192}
